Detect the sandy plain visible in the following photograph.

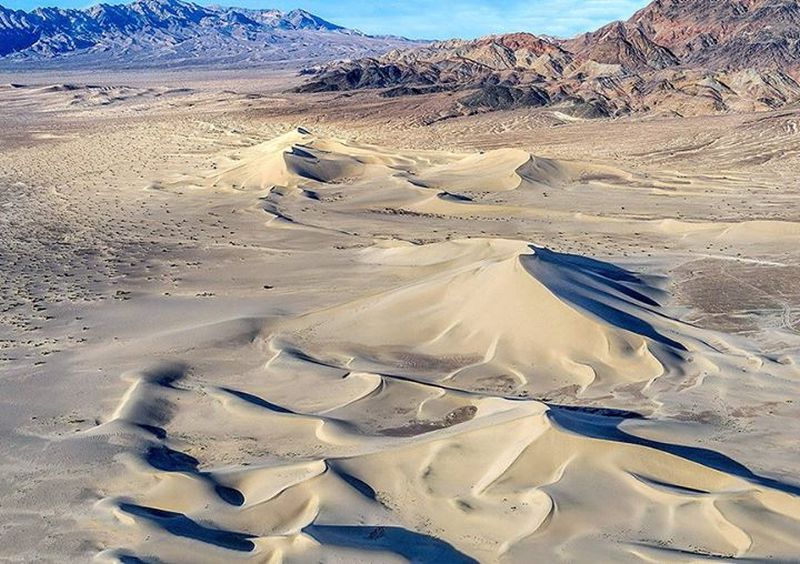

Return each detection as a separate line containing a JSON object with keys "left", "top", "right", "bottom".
{"left": 1, "top": 70, "right": 800, "bottom": 562}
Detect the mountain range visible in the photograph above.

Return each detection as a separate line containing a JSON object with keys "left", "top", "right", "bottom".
{"left": 0, "top": 0, "right": 421, "bottom": 69}
{"left": 299, "top": 0, "right": 800, "bottom": 117}
{"left": 3, "top": 0, "right": 799, "bottom": 117}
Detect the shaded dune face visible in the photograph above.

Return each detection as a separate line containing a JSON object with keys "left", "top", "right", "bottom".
{"left": 95, "top": 131, "right": 800, "bottom": 563}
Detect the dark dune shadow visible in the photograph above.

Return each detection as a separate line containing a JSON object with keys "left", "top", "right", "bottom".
{"left": 145, "top": 445, "right": 245, "bottom": 506}
{"left": 529, "top": 246, "right": 647, "bottom": 284}
{"left": 219, "top": 386, "right": 294, "bottom": 414}
{"left": 137, "top": 424, "right": 168, "bottom": 439}
{"left": 628, "top": 541, "right": 754, "bottom": 561}
{"left": 140, "top": 362, "right": 189, "bottom": 388}
{"left": 117, "top": 554, "right": 160, "bottom": 564}
{"left": 217, "top": 386, "right": 364, "bottom": 436}
{"left": 438, "top": 191, "right": 474, "bottom": 202}
{"left": 547, "top": 403, "right": 644, "bottom": 419}
{"left": 146, "top": 445, "right": 200, "bottom": 473}
{"left": 305, "top": 524, "right": 478, "bottom": 563}
{"left": 125, "top": 364, "right": 189, "bottom": 433}
{"left": 548, "top": 406, "right": 800, "bottom": 496}
{"left": 522, "top": 247, "right": 686, "bottom": 351}
{"left": 259, "top": 200, "right": 297, "bottom": 224}
{"left": 548, "top": 286, "right": 686, "bottom": 351}
{"left": 540, "top": 252, "right": 662, "bottom": 307}
{"left": 214, "top": 484, "right": 246, "bottom": 506}
{"left": 118, "top": 503, "right": 256, "bottom": 552}
{"left": 281, "top": 344, "right": 342, "bottom": 369}
{"left": 288, "top": 145, "right": 319, "bottom": 160}
{"left": 326, "top": 462, "right": 378, "bottom": 501}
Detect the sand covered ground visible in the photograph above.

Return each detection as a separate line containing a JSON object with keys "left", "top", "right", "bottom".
{"left": 1, "top": 73, "right": 800, "bottom": 562}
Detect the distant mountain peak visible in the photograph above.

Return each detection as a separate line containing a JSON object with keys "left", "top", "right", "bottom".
{"left": 0, "top": 0, "right": 421, "bottom": 68}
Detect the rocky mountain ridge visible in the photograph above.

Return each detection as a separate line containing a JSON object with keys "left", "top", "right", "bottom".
{"left": 299, "top": 0, "right": 800, "bottom": 117}
{"left": 0, "top": 0, "right": 421, "bottom": 69}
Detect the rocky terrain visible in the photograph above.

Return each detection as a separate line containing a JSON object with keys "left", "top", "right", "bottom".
{"left": 599, "top": 0, "right": 800, "bottom": 71}
{"left": 299, "top": 0, "right": 800, "bottom": 117}
{"left": 0, "top": 0, "right": 422, "bottom": 69}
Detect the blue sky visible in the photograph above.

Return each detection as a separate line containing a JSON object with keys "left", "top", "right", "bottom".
{"left": 3, "top": 0, "right": 652, "bottom": 39}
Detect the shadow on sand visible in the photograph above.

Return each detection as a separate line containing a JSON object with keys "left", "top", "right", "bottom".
{"left": 305, "top": 524, "right": 478, "bottom": 563}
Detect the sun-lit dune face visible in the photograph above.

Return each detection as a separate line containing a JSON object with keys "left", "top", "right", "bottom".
{"left": 205, "top": 130, "right": 431, "bottom": 193}
{"left": 4, "top": 5, "right": 800, "bottom": 564}
{"left": 205, "top": 129, "right": 312, "bottom": 191}
{"left": 91, "top": 250, "right": 800, "bottom": 562}
{"left": 408, "top": 149, "right": 533, "bottom": 192}
{"left": 194, "top": 128, "right": 800, "bottom": 258}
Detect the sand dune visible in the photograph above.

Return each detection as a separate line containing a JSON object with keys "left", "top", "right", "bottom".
{"left": 77, "top": 130, "right": 800, "bottom": 562}
{"left": 409, "top": 149, "right": 532, "bottom": 192}
{"left": 196, "top": 129, "right": 800, "bottom": 255}
{"left": 91, "top": 245, "right": 800, "bottom": 561}
{"left": 279, "top": 239, "right": 665, "bottom": 396}
{"left": 3, "top": 80, "right": 800, "bottom": 564}
{"left": 92, "top": 317, "right": 800, "bottom": 562}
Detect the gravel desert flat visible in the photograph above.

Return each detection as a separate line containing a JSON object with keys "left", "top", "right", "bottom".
{"left": 2, "top": 0, "right": 800, "bottom": 562}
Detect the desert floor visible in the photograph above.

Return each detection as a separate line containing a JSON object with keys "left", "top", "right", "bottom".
{"left": 1, "top": 70, "right": 800, "bottom": 562}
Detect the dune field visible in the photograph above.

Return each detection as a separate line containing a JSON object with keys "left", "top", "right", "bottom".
{"left": 1, "top": 76, "right": 800, "bottom": 562}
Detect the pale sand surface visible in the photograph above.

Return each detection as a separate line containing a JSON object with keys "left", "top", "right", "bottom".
{"left": 1, "top": 73, "right": 800, "bottom": 562}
